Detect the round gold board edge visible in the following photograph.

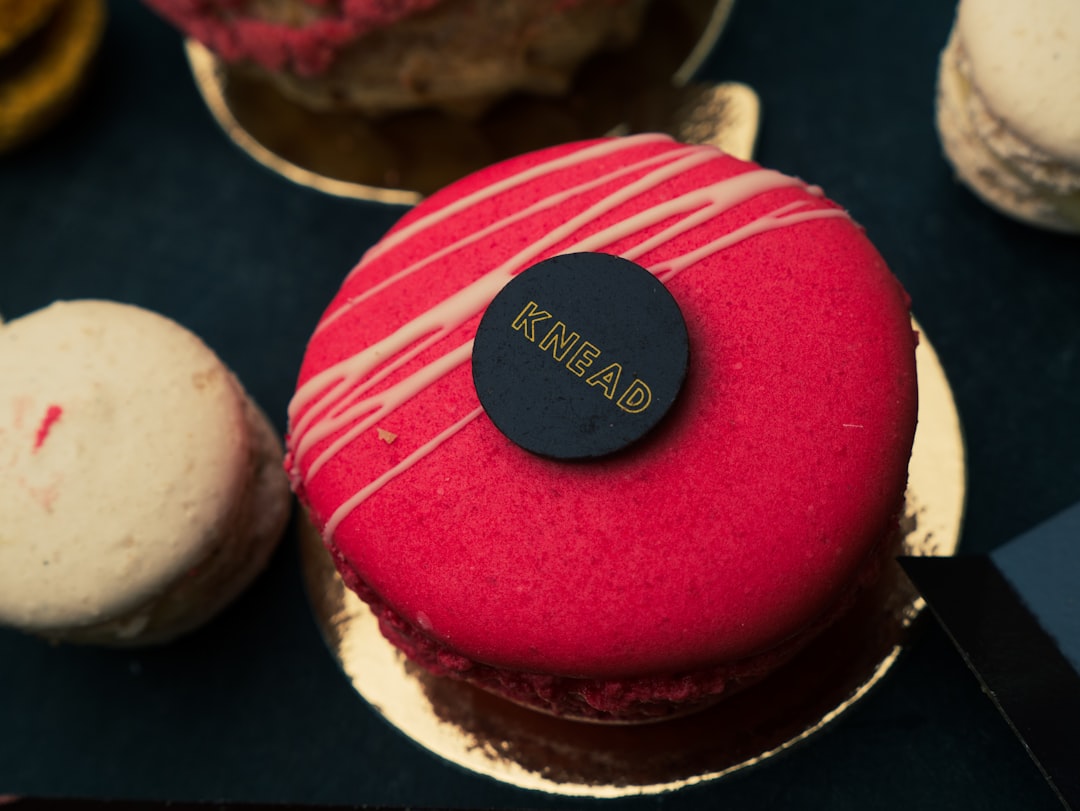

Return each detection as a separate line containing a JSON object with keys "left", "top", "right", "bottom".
{"left": 299, "top": 320, "right": 965, "bottom": 798}
{"left": 0, "top": 0, "right": 108, "bottom": 154}
{"left": 183, "top": 0, "right": 754, "bottom": 203}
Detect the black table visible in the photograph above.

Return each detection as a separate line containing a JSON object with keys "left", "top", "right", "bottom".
{"left": 2, "top": 2, "right": 1078, "bottom": 809}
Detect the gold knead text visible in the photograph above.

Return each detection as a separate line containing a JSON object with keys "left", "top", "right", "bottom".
{"left": 511, "top": 301, "right": 652, "bottom": 414}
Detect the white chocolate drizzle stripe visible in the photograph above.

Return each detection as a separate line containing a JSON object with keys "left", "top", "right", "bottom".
{"left": 308, "top": 204, "right": 844, "bottom": 490}
{"left": 316, "top": 147, "right": 692, "bottom": 336}
{"left": 323, "top": 407, "right": 485, "bottom": 541}
{"left": 290, "top": 148, "right": 721, "bottom": 460}
{"left": 351, "top": 134, "right": 674, "bottom": 272}
{"left": 288, "top": 142, "right": 852, "bottom": 541}
{"left": 566, "top": 170, "right": 806, "bottom": 258}
{"left": 306, "top": 340, "right": 474, "bottom": 482}
{"left": 292, "top": 326, "right": 445, "bottom": 448}
{"left": 654, "top": 202, "right": 849, "bottom": 280}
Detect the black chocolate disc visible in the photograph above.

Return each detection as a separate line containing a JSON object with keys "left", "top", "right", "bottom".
{"left": 471, "top": 252, "right": 689, "bottom": 460}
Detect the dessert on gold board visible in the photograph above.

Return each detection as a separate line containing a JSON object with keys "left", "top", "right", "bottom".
{"left": 172, "top": 1, "right": 743, "bottom": 203}
{"left": 0, "top": 300, "right": 291, "bottom": 646}
{"left": 936, "top": 0, "right": 1080, "bottom": 233}
{"left": 286, "top": 134, "right": 920, "bottom": 723}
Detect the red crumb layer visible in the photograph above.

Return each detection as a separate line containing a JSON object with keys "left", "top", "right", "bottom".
{"left": 287, "top": 136, "right": 918, "bottom": 715}
{"left": 143, "top": 0, "right": 443, "bottom": 74}
{"left": 142, "top": 0, "right": 598, "bottom": 76}
{"left": 330, "top": 530, "right": 895, "bottom": 721}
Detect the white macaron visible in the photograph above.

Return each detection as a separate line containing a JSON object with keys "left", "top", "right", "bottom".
{"left": 936, "top": 0, "right": 1080, "bottom": 232}
{"left": 0, "top": 300, "right": 291, "bottom": 645}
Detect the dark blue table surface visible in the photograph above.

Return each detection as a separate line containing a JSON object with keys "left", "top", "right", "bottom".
{"left": 2, "top": 2, "right": 1078, "bottom": 809}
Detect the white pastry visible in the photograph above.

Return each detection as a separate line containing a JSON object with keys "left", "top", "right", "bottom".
{"left": 0, "top": 300, "right": 291, "bottom": 645}
{"left": 936, "top": 0, "right": 1080, "bottom": 232}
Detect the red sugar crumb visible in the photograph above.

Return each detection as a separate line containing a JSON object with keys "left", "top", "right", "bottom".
{"left": 32, "top": 405, "right": 63, "bottom": 452}
{"left": 143, "top": 0, "right": 445, "bottom": 75}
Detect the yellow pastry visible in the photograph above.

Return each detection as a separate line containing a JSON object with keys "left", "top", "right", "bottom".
{"left": 0, "top": 0, "right": 106, "bottom": 153}
{"left": 0, "top": 0, "right": 61, "bottom": 56}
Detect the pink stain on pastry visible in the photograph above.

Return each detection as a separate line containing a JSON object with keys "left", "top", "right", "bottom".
{"left": 32, "top": 405, "right": 63, "bottom": 452}
{"left": 26, "top": 482, "right": 59, "bottom": 513}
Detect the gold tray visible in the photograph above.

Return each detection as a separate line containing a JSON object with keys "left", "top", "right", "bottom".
{"left": 184, "top": 0, "right": 756, "bottom": 204}
{"left": 299, "top": 322, "right": 965, "bottom": 798}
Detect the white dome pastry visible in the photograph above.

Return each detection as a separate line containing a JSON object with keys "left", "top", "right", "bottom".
{"left": 0, "top": 300, "right": 291, "bottom": 646}
{"left": 936, "top": 0, "right": 1080, "bottom": 233}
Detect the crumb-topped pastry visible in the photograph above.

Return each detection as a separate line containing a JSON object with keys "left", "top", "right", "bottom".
{"left": 142, "top": 0, "right": 651, "bottom": 116}
{"left": 0, "top": 300, "right": 291, "bottom": 646}
{"left": 286, "top": 135, "right": 919, "bottom": 721}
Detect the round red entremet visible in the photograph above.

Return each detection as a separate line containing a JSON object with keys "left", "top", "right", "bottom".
{"left": 286, "top": 135, "right": 918, "bottom": 721}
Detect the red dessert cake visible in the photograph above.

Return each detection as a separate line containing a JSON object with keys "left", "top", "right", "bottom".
{"left": 143, "top": 0, "right": 651, "bottom": 116}
{"left": 286, "top": 134, "right": 919, "bottom": 722}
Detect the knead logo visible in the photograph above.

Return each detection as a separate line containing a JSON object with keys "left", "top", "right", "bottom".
{"left": 510, "top": 299, "right": 654, "bottom": 415}
{"left": 472, "top": 252, "right": 689, "bottom": 460}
